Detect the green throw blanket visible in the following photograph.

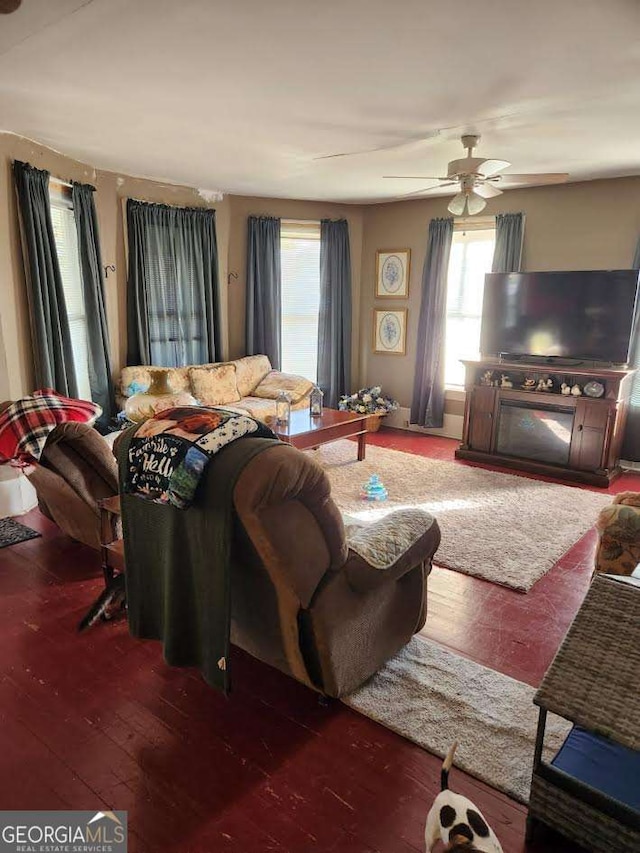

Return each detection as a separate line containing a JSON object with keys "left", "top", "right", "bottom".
{"left": 117, "top": 427, "right": 279, "bottom": 693}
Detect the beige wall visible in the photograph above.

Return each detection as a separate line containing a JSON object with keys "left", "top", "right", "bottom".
{"left": 360, "top": 177, "right": 640, "bottom": 409}
{"left": 227, "top": 196, "right": 363, "bottom": 385}
{"left": 1, "top": 130, "right": 639, "bottom": 410}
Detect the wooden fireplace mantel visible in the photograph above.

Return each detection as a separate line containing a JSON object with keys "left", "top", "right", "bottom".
{"left": 455, "top": 359, "right": 636, "bottom": 487}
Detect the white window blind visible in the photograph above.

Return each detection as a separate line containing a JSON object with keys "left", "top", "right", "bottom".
{"left": 49, "top": 189, "right": 92, "bottom": 400}
{"left": 280, "top": 220, "right": 321, "bottom": 381}
{"left": 444, "top": 226, "right": 496, "bottom": 388}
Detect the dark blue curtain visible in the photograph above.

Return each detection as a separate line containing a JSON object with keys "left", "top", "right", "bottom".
{"left": 492, "top": 212, "right": 524, "bottom": 273}
{"left": 318, "top": 219, "right": 352, "bottom": 407}
{"left": 246, "top": 216, "right": 281, "bottom": 368}
{"left": 126, "top": 200, "right": 220, "bottom": 367}
{"left": 410, "top": 217, "right": 454, "bottom": 428}
{"left": 72, "top": 182, "right": 114, "bottom": 424}
{"left": 13, "top": 160, "right": 78, "bottom": 396}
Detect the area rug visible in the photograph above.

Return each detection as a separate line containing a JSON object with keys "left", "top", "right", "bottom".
{"left": 317, "top": 441, "right": 610, "bottom": 591}
{"left": 344, "top": 636, "right": 571, "bottom": 803}
{"left": 0, "top": 517, "right": 41, "bottom": 549}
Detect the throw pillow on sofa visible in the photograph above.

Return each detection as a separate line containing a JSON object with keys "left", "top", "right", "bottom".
{"left": 189, "top": 364, "right": 241, "bottom": 406}
{"left": 234, "top": 355, "right": 272, "bottom": 397}
{"left": 253, "top": 370, "right": 314, "bottom": 404}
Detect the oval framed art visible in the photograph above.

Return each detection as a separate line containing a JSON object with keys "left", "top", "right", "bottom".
{"left": 375, "top": 249, "right": 410, "bottom": 298}
{"left": 373, "top": 308, "right": 407, "bottom": 355}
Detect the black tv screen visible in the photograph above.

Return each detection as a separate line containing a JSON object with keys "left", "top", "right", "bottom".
{"left": 480, "top": 270, "right": 639, "bottom": 364}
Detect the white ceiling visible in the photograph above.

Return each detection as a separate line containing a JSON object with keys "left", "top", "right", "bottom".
{"left": 1, "top": 0, "right": 639, "bottom": 203}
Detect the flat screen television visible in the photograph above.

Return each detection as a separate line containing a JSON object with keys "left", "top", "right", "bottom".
{"left": 480, "top": 270, "right": 639, "bottom": 364}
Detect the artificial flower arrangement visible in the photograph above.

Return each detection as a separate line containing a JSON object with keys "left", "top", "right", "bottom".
{"left": 338, "top": 386, "right": 399, "bottom": 416}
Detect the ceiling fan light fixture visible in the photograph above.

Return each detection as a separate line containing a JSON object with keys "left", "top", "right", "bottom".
{"left": 447, "top": 192, "right": 467, "bottom": 216}
{"left": 466, "top": 191, "right": 487, "bottom": 215}
{"left": 447, "top": 189, "right": 487, "bottom": 216}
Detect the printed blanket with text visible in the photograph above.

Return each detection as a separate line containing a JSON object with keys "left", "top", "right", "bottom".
{"left": 124, "top": 406, "right": 275, "bottom": 508}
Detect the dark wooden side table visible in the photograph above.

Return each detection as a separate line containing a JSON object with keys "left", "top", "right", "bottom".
{"left": 98, "top": 495, "right": 124, "bottom": 585}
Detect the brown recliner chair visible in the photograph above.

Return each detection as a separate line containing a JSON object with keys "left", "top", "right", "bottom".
{"left": 25, "top": 422, "right": 118, "bottom": 550}
{"left": 229, "top": 442, "right": 441, "bottom": 697}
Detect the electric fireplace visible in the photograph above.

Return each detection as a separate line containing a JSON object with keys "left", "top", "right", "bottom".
{"left": 496, "top": 400, "right": 574, "bottom": 466}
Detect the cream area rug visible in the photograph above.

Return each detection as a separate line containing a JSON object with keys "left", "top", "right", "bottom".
{"left": 317, "top": 441, "right": 610, "bottom": 591}
{"left": 344, "top": 636, "right": 571, "bottom": 803}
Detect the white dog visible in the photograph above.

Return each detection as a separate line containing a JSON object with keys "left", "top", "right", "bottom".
{"left": 425, "top": 743, "right": 503, "bottom": 852}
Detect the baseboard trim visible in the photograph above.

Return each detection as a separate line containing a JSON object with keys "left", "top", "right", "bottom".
{"left": 384, "top": 407, "right": 463, "bottom": 441}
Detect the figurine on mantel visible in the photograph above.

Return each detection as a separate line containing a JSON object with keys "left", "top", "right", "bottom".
{"left": 500, "top": 374, "right": 513, "bottom": 389}
{"left": 536, "top": 377, "right": 553, "bottom": 392}
{"left": 571, "top": 383, "right": 582, "bottom": 396}
{"left": 480, "top": 370, "right": 495, "bottom": 386}
{"left": 561, "top": 383, "right": 572, "bottom": 396}
{"left": 522, "top": 377, "right": 537, "bottom": 391}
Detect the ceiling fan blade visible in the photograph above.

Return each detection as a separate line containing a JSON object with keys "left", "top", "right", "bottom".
{"left": 492, "top": 172, "right": 569, "bottom": 186}
{"left": 383, "top": 175, "right": 448, "bottom": 180}
{"left": 477, "top": 158, "right": 511, "bottom": 177}
{"left": 399, "top": 183, "right": 458, "bottom": 198}
{"left": 474, "top": 183, "right": 503, "bottom": 199}
{"left": 313, "top": 130, "right": 440, "bottom": 161}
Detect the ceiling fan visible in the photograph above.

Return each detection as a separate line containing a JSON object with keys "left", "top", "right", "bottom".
{"left": 384, "top": 134, "right": 569, "bottom": 215}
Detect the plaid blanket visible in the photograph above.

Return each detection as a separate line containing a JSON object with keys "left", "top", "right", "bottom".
{"left": 124, "top": 406, "right": 275, "bottom": 509}
{"left": 0, "top": 390, "right": 101, "bottom": 462}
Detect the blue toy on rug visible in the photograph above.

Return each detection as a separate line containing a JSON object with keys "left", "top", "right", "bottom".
{"left": 361, "top": 474, "right": 388, "bottom": 501}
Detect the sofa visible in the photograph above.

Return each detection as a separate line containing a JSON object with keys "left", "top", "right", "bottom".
{"left": 117, "top": 354, "right": 314, "bottom": 422}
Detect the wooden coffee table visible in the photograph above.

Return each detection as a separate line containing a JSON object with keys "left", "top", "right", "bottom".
{"left": 273, "top": 408, "right": 369, "bottom": 460}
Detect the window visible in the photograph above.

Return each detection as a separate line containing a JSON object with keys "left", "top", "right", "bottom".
{"left": 49, "top": 186, "right": 92, "bottom": 400}
{"left": 280, "top": 220, "right": 321, "bottom": 380}
{"left": 444, "top": 225, "right": 496, "bottom": 388}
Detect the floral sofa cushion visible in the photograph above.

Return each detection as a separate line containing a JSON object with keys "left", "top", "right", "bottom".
{"left": 234, "top": 355, "right": 272, "bottom": 398}
{"left": 232, "top": 395, "right": 310, "bottom": 422}
{"left": 253, "top": 370, "right": 314, "bottom": 404}
{"left": 189, "top": 364, "right": 241, "bottom": 406}
{"left": 595, "top": 492, "right": 640, "bottom": 576}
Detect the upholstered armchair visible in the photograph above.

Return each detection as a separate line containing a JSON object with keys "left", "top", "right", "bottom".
{"left": 230, "top": 441, "right": 441, "bottom": 697}
{"left": 26, "top": 421, "right": 118, "bottom": 549}
{"left": 594, "top": 491, "right": 640, "bottom": 577}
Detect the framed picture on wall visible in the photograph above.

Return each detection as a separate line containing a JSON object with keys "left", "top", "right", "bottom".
{"left": 372, "top": 308, "right": 407, "bottom": 355}
{"left": 375, "top": 249, "right": 411, "bottom": 298}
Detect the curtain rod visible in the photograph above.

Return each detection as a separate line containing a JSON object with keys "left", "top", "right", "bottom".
{"left": 50, "top": 176, "right": 73, "bottom": 189}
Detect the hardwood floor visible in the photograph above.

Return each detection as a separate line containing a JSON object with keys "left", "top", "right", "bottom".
{"left": 1, "top": 429, "right": 638, "bottom": 852}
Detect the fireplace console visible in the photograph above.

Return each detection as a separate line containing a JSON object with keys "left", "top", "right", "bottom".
{"left": 456, "top": 359, "right": 636, "bottom": 486}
